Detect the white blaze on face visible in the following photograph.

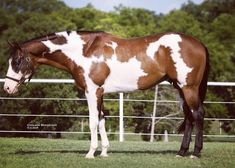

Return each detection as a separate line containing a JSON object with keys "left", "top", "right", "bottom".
{"left": 4, "top": 59, "right": 23, "bottom": 94}
{"left": 146, "top": 34, "right": 193, "bottom": 88}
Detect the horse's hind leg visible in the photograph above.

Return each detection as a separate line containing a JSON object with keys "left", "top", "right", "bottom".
{"left": 191, "top": 103, "right": 204, "bottom": 158}
{"left": 181, "top": 86, "right": 204, "bottom": 158}
{"left": 176, "top": 97, "right": 193, "bottom": 157}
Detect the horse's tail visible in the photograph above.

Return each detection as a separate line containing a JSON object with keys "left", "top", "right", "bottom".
{"left": 199, "top": 46, "right": 210, "bottom": 103}
{"left": 178, "top": 46, "right": 210, "bottom": 133}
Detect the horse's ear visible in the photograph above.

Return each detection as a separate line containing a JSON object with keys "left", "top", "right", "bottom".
{"left": 7, "top": 41, "right": 15, "bottom": 48}
{"left": 7, "top": 41, "right": 22, "bottom": 50}
{"left": 15, "top": 42, "right": 23, "bottom": 51}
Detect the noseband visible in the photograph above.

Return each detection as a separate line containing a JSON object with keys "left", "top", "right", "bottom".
{"left": 5, "top": 74, "right": 33, "bottom": 85}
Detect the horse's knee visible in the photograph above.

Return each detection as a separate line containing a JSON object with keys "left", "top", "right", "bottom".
{"left": 99, "top": 118, "right": 105, "bottom": 131}
{"left": 89, "top": 120, "right": 99, "bottom": 131}
{"left": 192, "top": 110, "right": 203, "bottom": 121}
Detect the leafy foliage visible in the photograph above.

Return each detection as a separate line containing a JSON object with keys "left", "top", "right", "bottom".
{"left": 0, "top": 0, "right": 234, "bottom": 139}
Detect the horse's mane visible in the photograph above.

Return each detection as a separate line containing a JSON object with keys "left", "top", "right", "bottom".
{"left": 76, "top": 30, "right": 104, "bottom": 34}
{"left": 22, "top": 30, "right": 105, "bottom": 45}
{"left": 22, "top": 33, "right": 57, "bottom": 45}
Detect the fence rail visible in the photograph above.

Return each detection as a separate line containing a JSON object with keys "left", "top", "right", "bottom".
{"left": 0, "top": 113, "right": 234, "bottom": 121}
{"left": 1, "top": 78, "right": 235, "bottom": 86}
{"left": 0, "top": 78, "right": 235, "bottom": 141}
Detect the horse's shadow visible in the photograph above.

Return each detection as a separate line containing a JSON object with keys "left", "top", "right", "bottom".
{"left": 13, "top": 149, "right": 180, "bottom": 156}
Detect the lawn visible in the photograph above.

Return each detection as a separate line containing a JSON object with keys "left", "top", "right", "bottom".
{"left": 0, "top": 137, "right": 234, "bottom": 168}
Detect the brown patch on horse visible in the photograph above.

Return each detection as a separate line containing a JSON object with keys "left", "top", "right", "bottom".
{"left": 96, "top": 87, "right": 104, "bottom": 119}
{"left": 115, "top": 42, "right": 133, "bottom": 62}
{"left": 115, "top": 39, "right": 145, "bottom": 62}
{"left": 103, "top": 45, "right": 114, "bottom": 58}
{"left": 137, "top": 46, "right": 168, "bottom": 89}
{"left": 73, "top": 65, "right": 87, "bottom": 91}
{"left": 179, "top": 36, "right": 206, "bottom": 87}
{"left": 89, "top": 62, "right": 110, "bottom": 86}
{"left": 23, "top": 42, "right": 49, "bottom": 56}
{"left": 163, "top": 46, "right": 178, "bottom": 81}
{"left": 81, "top": 32, "right": 109, "bottom": 57}
{"left": 50, "top": 35, "right": 67, "bottom": 45}
{"left": 83, "top": 36, "right": 104, "bottom": 57}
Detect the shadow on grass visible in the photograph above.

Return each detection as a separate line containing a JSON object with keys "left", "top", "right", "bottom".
{"left": 13, "top": 149, "right": 180, "bottom": 156}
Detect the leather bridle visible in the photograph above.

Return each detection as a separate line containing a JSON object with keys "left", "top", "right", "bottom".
{"left": 5, "top": 56, "right": 34, "bottom": 85}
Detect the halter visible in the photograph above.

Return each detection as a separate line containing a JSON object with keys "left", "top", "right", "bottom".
{"left": 5, "top": 56, "right": 34, "bottom": 85}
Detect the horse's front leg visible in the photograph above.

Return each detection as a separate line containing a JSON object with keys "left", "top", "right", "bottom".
{"left": 99, "top": 116, "right": 109, "bottom": 157}
{"left": 85, "top": 88, "right": 109, "bottom": 158}
{"left": 85, "top": 91, "right": 99, "bottom": 158}
{"left": 96, "top": 87, "right": 109, "bottom": 157}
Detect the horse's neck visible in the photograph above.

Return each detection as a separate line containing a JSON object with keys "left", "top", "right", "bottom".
{"left": 26, "top": 41, "right": 73, "bottom": 72}
{"left": 28, "top": 32, "right": 108, "bottom": 73}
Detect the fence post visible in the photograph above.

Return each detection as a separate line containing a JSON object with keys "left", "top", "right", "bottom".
{"left": 220, "top": 121, "right": 222, "bottom": 134}
{"left": 119, "top": 92, "right": 124, "bottom": 142}
{"left": 150, "top": 85, "right": 159, "bottom": 142}
{"left": 163, "top": 130, "right": 169, "bottom": 142}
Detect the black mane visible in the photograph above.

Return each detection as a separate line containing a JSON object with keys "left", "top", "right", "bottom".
{"left": 22, "top": 30, "right": 105, "bottom": 45}
{"left": 22, "top": 32, "right": 57, "bottom": 45}
{"left": 76, "top": 30, "right": 104, "bottom": 34}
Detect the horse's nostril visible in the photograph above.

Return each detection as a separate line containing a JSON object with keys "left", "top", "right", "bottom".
{"left": 7, "top": 87, "right": 10, "bottom": 90}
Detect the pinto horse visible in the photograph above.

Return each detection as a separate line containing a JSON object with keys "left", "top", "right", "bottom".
{"left": 4, "top": 31, "right": 209, "bottom": 159}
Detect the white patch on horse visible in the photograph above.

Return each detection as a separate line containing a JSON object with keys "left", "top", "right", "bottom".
{"left": 106, "top": 41, "right": 118, "bottom": 49}
{"left": 103, "top": 56, "right": 147, "bottom": 93}
{"left": 4, "top": 59, "right": 23, "bottom": 94}
{"left": 103, "top": 42, "right": 147, "bottom": 93}
{"left": 5, "top": 59, "right": 22, "bottom": 80}
{"left": 146, "top": 34, "right": 192, "bottom": 88}
{"left": 42, "top": 31, "right": 99, "bottom": 90}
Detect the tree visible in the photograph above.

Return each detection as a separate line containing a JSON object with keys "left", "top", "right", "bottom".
{"left": 0, "top": 0, "right": 234, "bottom": 139}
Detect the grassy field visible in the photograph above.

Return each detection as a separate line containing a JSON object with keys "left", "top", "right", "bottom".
{"left": 0, "top": 138, "right": 234, "bottom": 168}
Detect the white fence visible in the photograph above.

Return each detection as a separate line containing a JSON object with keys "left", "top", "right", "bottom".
{"left": 0, "top": 79, "right": 235, "bottom": 141}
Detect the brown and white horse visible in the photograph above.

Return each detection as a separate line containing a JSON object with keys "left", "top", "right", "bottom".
{"left": 4, "top": 31, "right": 209, "bottom": 158}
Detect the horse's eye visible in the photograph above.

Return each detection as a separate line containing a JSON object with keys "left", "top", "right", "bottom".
{"left": 15, "top": 58, "right": 21, "bottom": 65}
{"left": 11, "top": 57, "right": 22, "bottom": 73}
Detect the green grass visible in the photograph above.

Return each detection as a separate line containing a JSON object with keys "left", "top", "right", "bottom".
{"left": 0, "top": 138, "right": 234, "bottom": 168}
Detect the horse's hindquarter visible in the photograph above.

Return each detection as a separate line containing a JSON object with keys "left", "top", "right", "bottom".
{"left": 178, "top": 34, "right": 207, "bottom": 87}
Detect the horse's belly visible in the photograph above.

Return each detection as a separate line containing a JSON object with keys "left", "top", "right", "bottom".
{"left": 103, "top": 57, "right": 147, "bottom": 93}
{"left": 103, "top": 71, "right": 144, "bottom": 93}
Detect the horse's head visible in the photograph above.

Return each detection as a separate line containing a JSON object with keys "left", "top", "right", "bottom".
{"left": 4, "top": 42, "right": 35, "bottom": 94}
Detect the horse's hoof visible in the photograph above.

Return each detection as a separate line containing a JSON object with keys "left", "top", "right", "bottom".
{"left": 175, "top": 155, "right": 183, "bottom": 158}
{"left": 100, "top": 153, "right": 109, "bottom": 157}
{"left": 190, "top": 155, "right": 199, "bottom": 159}
{"left": 85, "top": 154, "right": 95, "bottom": 159}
